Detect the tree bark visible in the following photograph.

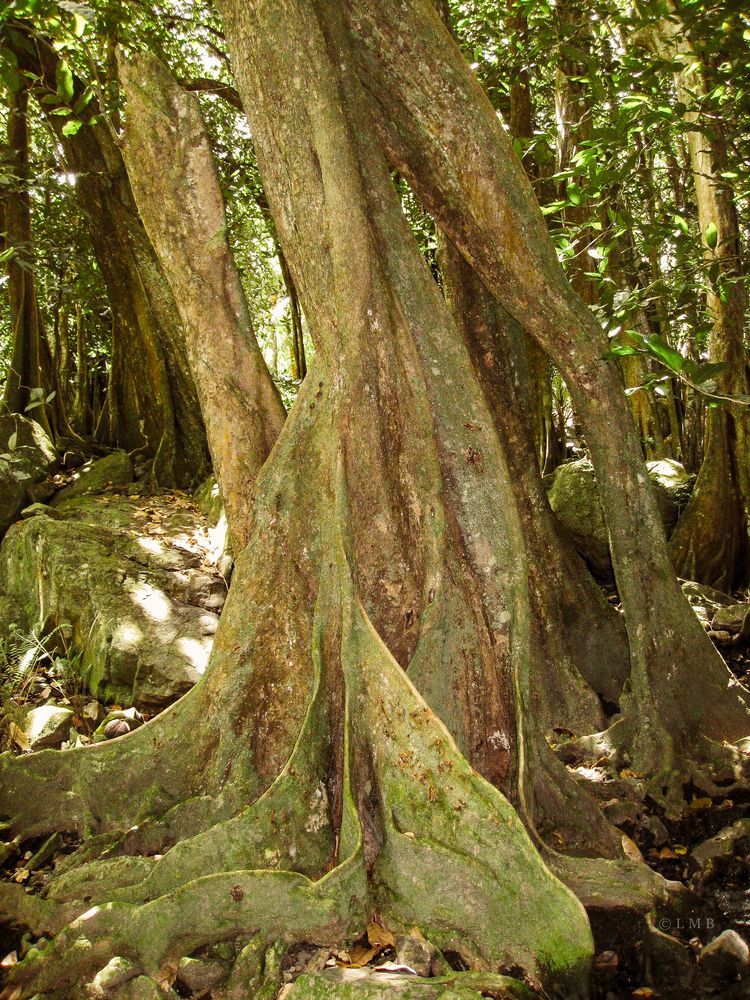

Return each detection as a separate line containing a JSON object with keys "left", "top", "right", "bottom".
{"left": 118, "top": 51, "right": 286, "bottom": 549}
{"left": 0, "top": 4, "right": 738, "bottom": 997}
{"left": 345, "top": 0, "right": 750, "bottom": 801}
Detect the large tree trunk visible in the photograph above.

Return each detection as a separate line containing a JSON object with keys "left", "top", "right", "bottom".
{"left": 5, "top": 25, "right": 210, "bottom": 487}
{"left": 0, "top": 3, "right": 740, "bottom": 997}
{"left": 345, "top": 0, "right": 749, "bottom": 803}
{"left": 2, "top": 84, "right": 52, "bottom": 437}
{"left": 0, "top": 2, "right": 609, "bottom": 995}
{"left": 118, "top": 52, "right": 286, "bottom": 549}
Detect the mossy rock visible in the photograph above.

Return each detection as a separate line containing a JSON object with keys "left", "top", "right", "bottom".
{"left": 194, "top": 475, "right": 224, "bottom": 527}
{"left": 0, "top": 414, "right": 59, "bottom": 539}
{"left": 50, "top": 451, "right": 133, "bottom": 507}
{"left": 548, "top": 457, "right": 694, "bottom": 575}
{"left": 0, "top": 497, "right": 219, "bottom": 708}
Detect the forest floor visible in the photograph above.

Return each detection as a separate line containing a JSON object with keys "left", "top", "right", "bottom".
{"left": 0, "top": 482, "right": 748, "bottom": 999}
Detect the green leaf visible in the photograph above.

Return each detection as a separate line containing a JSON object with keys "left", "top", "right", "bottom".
{"left": 55, "top": 59, "right": 74, "bottom": 103}
{"left": 673, "top": 214, "right": 689, "bottom": 235}
{"left": 691, "top": 362, "right": 726, "bottom": 386}
{"left": 604, "top": 345, "right": 639, "bottom": 359}
{"left": 566, "top": 181, "right": 582, "bottom": 206}
{"left": 704, "top": 221, "right": 718, "bottom": 249}
{"left": 644, "top": 335, "right": 685, "bottom": 373}
{"left": 61, "top": 119, "right": 82, "bottom": 136}
{"left": 8, "top": 432, "right": 17, "bottom": 452}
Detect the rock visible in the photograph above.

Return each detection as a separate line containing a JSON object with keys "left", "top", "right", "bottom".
{"left": 50, "top": 451, "right": 133, "bottom": 507}
{"left": 27, "top": 479, "right": 56, "bottom": 503}
{"left": 21, "top": 502, "right": 64, "bottom": 521}
{"left": 547, "top": 459, "right": 611, "bottom": 576}
{"left": 639, "top": 814, "right": 669, "bottom": 848}
{"left": 0, "top": 414, "right": 58, "bottom": 471}
{"left": 194, "top": 475, "right": 224, "bottom": 527}
{"left": 0, "top": 414, "right": 59, "bottom": 538}
{"left": 547, "top": 458, "right": 694, "bottom": 575}
{"left": 112, "top": 975, "right": 179, "bottom": 999}
{"left": 23, "top": 705, "right": 74, "bottom": 750}
{"left": 176, "top": 956, "right": 230, "bottom": 993}
{"left": 601, "top": 798, "right": 640, "bottom": 828}
{"left": 395, "top": 933, "right": 438, "bottom": 978}
{"left": 0, "top": 497, "right": 219, "bottom": 708}
{"left": 698, "top": 930, "right": 749, "bottom": 981}
{"left": 692, "top": 819, "right": 750, "bottom": 868}
{"left": 646, "top": 459, "right": 693, "bottom": 531}
{"left": 91, "top": 955, "right": 139, "bottom": 992}
{"left": 644, "top": 917, "right": 697, "bottom": 996}
{"left": 0, "top": 594, "right": 24, "bottom": 634}
{"left": 711, "top": 604, "right": 750, "bottom": 636}
{"left": 194, "top": 475, "right": 233, "bottom": 574}
{"left": 681, "top": 580, "right": 734, "bottom": 627}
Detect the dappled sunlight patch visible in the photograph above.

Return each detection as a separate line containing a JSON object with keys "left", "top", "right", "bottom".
{"left": 176, "top": 637, "right": 211, "bottom": 674}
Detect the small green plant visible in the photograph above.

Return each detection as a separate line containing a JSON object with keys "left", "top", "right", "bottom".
{"left": 0, "top": 622, "right": 84, "bottom": 752}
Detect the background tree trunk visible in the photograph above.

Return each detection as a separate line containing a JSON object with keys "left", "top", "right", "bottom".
{"left": 645, "top": 9, "right": 750, "bottom": 590}
{"left": 2, "top": 84, "right": 52, "bottom": 437}
{"left": 6, "top": 25, "right": 210, "bottom": 487}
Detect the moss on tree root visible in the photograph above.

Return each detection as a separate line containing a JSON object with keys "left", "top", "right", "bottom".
{"left": 1, "top": 539, "right": 598, "bottom": 1000}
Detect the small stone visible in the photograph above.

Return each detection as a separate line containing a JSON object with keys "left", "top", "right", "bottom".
{"left": 698, "top": 930, "right": 750, "bottom": 981}
{"left": 104, "top": 719, "right": 131, "bottom": 739}
{"left": 692, "top": 819, "right": 750, "bottom": 868}
{"left": 23, "top": 705, "right": 74, "bottom": 750}
{"left": 639, "top": 814, "right": 669, "bottom": 848}
{"left": 27, "top": 480, "right": 56, "bottom": 503}
{"left": 92, "top": 955, "right": 139, "bottom": 992}
{"left": 602, "top": 798, "right": 640, "bottom": 827}
{"left": 394, "top": 932, "right": 437, "bottom": 978}
{"left": 177, "top": 957, "right": 230, "bottom": 993}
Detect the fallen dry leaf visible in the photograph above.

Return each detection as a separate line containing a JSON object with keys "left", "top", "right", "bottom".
{"left": 8, "top": 723, "right": 29, "bottom": 753}
{"left": 621, "top": 833, "right": 644, "bottom": 862}
{"left": 367, "top": 919, "right": 395, "bottom": 950}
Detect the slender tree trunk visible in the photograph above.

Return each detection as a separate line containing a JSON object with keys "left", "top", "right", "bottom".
{"left": 119, "top": 52, "right": 286, "bottom": 549}
{"left": 279, "top": 248, "right": 307, "bottom": 381}
{"left": 2, "top": 85, "right": 52, "bottom": 437}
{"left": 72, "top": 303, "right": 94, "bottom": 435}
{"left": 506, "top": 7, "right": 562, "bottom": 475}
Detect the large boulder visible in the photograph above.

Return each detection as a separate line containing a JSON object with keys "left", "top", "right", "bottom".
{"left": 0, "top": 414, "right": 59, "bottom": 538}
{"left": 547, "top": 459, "right": 610, "bottom": 575}
{"left": 50, "top": 451, "right": 133, "bottom": 507}
{"left": 0, "top": 496, "right": 225, "bottom": 708}
{"left": 547, "top": 457, "right": 694, "bottom": 576}
{"left": 647, "top": 458, "right": 693, "bottom": 531}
